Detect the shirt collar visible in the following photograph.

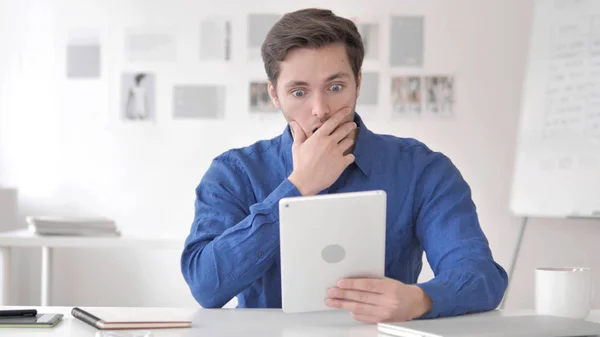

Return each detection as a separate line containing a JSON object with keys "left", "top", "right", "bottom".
{"left": 280, "top": 112, "right": 375, "bottom": 178}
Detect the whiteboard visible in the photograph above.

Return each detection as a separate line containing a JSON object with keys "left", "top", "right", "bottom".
{"left": 510, "top": 0, "right": 600, "bottom": 218}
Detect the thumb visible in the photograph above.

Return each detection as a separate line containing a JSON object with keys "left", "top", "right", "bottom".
{"left": 291, "top": 122, "right": 306, "bottom": 145}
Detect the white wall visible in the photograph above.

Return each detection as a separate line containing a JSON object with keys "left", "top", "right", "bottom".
{"left": 0, "top": 0, "right": 598, "bottom": 309}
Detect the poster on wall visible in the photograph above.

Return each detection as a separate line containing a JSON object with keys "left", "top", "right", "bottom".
{"left": 200, "top": 17, "right": 231, "bottom": 61}
{"left": 391, "top": 76, "right": 421, "bottom": 116}
{"left": 424, "top": 76, "right": 454, "bottom": 117}
{"left": 249, "top": 81, "right": 277, "bottom": 113}
{"left": 66, "top": 29, "right": 101, "bottom": 79}
{"left": 357, "top": 72, "right": 380, "bottom": 106}
{"left": 173, "top": 85, "right": 226, "bottom": 119}
{"left": 390, "top": 16, "right": 424, "bottom": 67}
{"left": 124, "top": 27, "right": 177, "bottom": 62}
{"left": 357, "top": 22, "right": 380, "bottom": 61}
{"left": 247, "top": 14, "right": 280, "bottom": 60}
{"left": 121, "top": 72, "right": 156, "bottom": 122}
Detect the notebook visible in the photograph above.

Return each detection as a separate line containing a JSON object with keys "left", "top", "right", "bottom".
{"left": 0, "top": 313, "right": 63, "bottom": 328}
{"left": 71, "top": 307, "right": 192, "bottom": 330}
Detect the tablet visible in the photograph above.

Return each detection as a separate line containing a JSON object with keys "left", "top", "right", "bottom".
{"left": 278, "top": 190, "right": 387, "bottom": 313}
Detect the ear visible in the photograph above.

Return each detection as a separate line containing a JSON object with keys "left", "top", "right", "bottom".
{"left": 356, "top": 70, "right": 362, "bottom": 98}
{"left": 268, "top": 81, "right": 281, "bottom": 109}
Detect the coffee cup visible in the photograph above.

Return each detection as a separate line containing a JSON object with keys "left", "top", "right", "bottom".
{"left": 535, "top": 267, "right": 594, "bottom": 319}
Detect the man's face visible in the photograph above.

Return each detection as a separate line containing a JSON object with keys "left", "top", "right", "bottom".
{"left": 268, "top": 43, "right": 361, "bottom": 138}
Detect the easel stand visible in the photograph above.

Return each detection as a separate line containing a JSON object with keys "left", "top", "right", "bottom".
{"left": 499, "top": 217, "right": 529, "bottom": 309}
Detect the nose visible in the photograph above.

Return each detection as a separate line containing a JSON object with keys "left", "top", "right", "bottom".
{"left": 311, "top": 92, "right": 329, "bottom": 120}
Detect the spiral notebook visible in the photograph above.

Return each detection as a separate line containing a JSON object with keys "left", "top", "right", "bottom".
{"left": 71, "top": 307, "right": 192, "bottom": 330}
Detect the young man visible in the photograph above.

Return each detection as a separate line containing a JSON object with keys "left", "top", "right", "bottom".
{"left": 181, "top": 8, "right": 508, "bottom": 323}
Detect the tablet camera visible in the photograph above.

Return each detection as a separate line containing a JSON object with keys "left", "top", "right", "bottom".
{"left": 321, "top": 244, "right": 345, "bottom": 263}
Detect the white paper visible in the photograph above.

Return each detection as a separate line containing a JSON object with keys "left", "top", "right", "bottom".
{"left": 66, "top": 29, "right": 101, "bottom": 79}
{"left": 509, "top": 0, "right": 600, "bottom": 217}
{"left": 357, "top": 72, "right": 379, "bottom": 105}
{"left": 173, "top": 85, "right": 226, "bottom": 119}
{"left": 358, "top": 23, "right": 380, "bottom": 61}
{"left": 200, "top": 17, "right": 231, "bottom": 61}
{"left": 247, "top": 14, "right": 280, "bottom": 60}
{"left": 389, "top": 16, "right": 424, "bottom": 67}
{"left": 124, "top": 27, "right": 176, "bottom": 62}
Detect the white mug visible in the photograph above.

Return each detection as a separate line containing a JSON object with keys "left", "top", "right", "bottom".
{"left": 535, "top": 267, "right": 594, "bottom": 319}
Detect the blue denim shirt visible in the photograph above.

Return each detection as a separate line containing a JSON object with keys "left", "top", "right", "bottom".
{"left": 181, "top": 113, "right": 508, "bottom": 318}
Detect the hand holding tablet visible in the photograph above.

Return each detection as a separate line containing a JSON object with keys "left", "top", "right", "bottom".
{"left": 279, "top": 190, "right": 387, "bottom": 313}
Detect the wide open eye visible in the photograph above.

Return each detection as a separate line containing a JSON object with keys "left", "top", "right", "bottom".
{"left": 330, "top": 84, "right": 343, "bottom": 92}
{"left": 291, "top": 89, "right": 305, "bottom": 97}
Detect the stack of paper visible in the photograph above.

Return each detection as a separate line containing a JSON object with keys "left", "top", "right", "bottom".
{"left": 26, "top": 216, "right": 120, "bottom": 237}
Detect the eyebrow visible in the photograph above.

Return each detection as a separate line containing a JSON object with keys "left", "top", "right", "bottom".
{"left": 283, "top": 72, "right": 351, "bottom": 89}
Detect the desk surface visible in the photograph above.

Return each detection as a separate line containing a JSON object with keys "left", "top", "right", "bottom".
{"left": 1, "top": 306, "right": 599, "bottom": 337}
{"left": 0, "top": 230, "right": 184, "bottom": 248}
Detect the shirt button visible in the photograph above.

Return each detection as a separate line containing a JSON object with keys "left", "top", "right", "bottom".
{"left": 257, "top": 252, "right": 264, "bottom": 258}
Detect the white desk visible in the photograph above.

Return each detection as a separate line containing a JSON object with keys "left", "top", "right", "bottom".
{"left": 0, "top": 230, "right": 184, "bottom": 306}
{"left": 0, "top": 306, "right": 599, "bottom": 337}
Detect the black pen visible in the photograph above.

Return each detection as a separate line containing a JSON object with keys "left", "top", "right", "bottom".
{"left": 0, "top": 309, "right": 37, "bottom": 317}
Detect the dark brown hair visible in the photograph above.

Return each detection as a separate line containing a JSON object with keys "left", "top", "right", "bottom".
{"left": 261, "top": 8, "right": 364, "bottom": 88}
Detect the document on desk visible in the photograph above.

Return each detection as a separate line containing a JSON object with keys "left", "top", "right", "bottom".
{"left": 377, "top": 314, "right": 600, "bottom": 337}
{"left": 26, "top": 216, "right": 120, "bottom": 236}
{"left": 71, "top": 307, "right": 192, "bottom": 330}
